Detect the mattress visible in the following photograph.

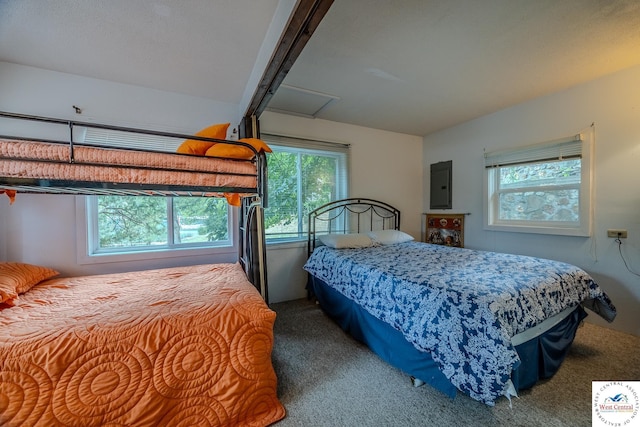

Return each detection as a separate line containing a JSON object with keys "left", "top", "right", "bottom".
{"left": 0, "top": 138, "right": 257, "bottom": 191}
{"left": 304, "top": 241, "right": 616, "bottom": 405}
{"left": 0, "top": 263, "right": 285, "bottom": 426}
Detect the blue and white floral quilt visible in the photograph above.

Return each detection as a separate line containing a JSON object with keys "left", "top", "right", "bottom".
{"left": 303, "top": 241, "right": 616, "bottom": 405}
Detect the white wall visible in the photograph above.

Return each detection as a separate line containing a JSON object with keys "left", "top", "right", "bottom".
{"left": 0, "top": 62, "right": 241, "bottom": 132}
{"left": 423, "top": 64, "right": 640, "bottom": 337}
{"left": 260, "top": 111, "right": 424, "bottom": 303}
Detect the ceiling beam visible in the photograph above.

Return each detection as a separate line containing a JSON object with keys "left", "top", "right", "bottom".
{"left": 243, "top": 0, "right": 334, "bottom": 122}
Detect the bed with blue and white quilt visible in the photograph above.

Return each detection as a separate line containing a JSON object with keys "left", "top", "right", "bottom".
{"left": 304, "top": 236, "right": 616, "bottom": 406}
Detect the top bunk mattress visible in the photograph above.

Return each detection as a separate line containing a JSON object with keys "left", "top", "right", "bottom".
{"left": 0, "top": 138, "right": 258, "bottom": 194}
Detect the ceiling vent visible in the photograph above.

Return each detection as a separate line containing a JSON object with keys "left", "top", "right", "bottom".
{"left": 266, "top": 84, "right": 339, "bottom": 118}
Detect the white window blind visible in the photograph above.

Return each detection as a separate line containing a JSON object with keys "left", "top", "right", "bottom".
{"left": 82, "top": 127, "right": 183, "bottom": 152}
{"left": 261, "top": 133, "right": 350, "bottom": 154}
{"left": 484, "top": 134, "right": 582, "bottom": 168}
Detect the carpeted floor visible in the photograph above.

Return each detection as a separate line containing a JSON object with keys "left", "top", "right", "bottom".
{"left": 270, "top": 298, "right": 640, "bottom": 427}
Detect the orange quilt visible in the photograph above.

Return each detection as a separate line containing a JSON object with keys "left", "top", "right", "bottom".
{"left": 0, "top": 263, "right": 285, "bottom": 426}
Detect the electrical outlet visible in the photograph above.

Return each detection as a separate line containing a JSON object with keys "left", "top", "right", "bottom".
{"left": 607, "top": 229, "right": 628, "bottom": 238}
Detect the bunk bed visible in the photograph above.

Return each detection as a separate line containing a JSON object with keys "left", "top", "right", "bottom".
{"left": 0, "top": 111, "right": 285, "bottom": 426}
{"left": 303, "top": 198, "right": 617, "bottom": 407}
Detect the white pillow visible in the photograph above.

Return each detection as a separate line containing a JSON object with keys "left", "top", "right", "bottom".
{"left": 319, "top": 233, "right": 374, "bottom": 249}
{"left": 368, "top": 229, "right": 414, "bottom": 245}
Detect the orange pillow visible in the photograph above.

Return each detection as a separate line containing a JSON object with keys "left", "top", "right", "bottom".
{"left": 0, "top": 262, "right": 59, "bottom": 304}
{"left": 1, "top": 189, "right": 17, "bottom": 204}
{"left": 224, "top": 193, "right": 241, "bottom": 207}
{"left": 204, "top": 138, "right": 272, "bottom": 160}
{"left": 176, "top": 123, "right": 231, "bottom": 155}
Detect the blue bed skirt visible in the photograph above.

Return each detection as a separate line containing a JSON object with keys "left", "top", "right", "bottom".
{"left": 308, "top": 275, "right": 587, "bottom": 399}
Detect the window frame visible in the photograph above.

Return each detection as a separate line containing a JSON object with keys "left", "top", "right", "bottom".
{"left": 261, "top": 133, "right": 350, "bottom": 244}
{"left": 75, "top": 125, "right": 238, "bottom": 264}
{"left": 483, "top": 132, "right": 593, "bottom": 237}
{"left": 77, "top": 196, "right": 237, "bottom": 265}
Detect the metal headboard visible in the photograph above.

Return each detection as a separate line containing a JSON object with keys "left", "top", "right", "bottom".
{"left": 307, "top": 198, "right": 400, "bottom": 255}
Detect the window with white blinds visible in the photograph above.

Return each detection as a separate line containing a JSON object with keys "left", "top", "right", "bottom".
{"left": 261, "top": 133, "right": 350, "bottom": 242}
{"left": 80, "top": 125, "right": 233, "bottom": 262}
{"left": 484, "top": 133, "right": 593, "bottom": 236}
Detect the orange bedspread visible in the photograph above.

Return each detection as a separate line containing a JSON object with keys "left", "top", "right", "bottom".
{"left": 0, "top": 263, "right": 285, "bottom": 426}
{"left": 0, "top": 138, "right": 258, "bottom": 190}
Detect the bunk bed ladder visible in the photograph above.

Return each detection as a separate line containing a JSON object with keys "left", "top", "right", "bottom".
{"left": 239, "top": 196, "right": 269, "bottom": 304}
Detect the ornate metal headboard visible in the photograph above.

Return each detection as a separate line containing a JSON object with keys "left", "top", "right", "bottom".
{"left": 307, "top": 198, "right": 401, "bottom": 255}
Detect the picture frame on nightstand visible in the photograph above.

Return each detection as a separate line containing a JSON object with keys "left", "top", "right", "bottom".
{"left": 425, "top": 213, "right": 464, "bottom": 248}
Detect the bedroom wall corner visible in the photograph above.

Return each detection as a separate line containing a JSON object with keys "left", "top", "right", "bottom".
{"left": 422, "top": 64, "right": 640, "bottom": 337}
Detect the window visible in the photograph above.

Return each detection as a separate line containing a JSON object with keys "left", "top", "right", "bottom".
{"left": 86, "top": 196, "right": 232, "bottom": 256}
{"left": 484, "top": 132, "right": 593, "bottom": 236}
{"left": 261, "top": 133, "right": 349, "bottom": 242}
{"left": 80, "top": 126, "right": 233, "bottom": 261}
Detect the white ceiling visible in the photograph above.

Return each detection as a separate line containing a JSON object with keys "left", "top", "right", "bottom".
{"left": 2, "top": 0, "right": 640, "bottom": 136}
{"left": 0, "top": 0, "right": 281, "bottom": 104}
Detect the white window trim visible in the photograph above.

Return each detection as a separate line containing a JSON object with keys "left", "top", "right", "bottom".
{"left": 76, "top": 196, "right": 237, "bottom": 265}
{"left": 483, "top": 130, "right": 594, "bottom": 237}
{"left": 261, "top": 132, "right": 350, "bottom": 244}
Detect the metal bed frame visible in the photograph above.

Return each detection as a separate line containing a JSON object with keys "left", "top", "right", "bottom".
{"left": 0, "top": 111, "right": 269, "bottom": 302}
{"left": 0, "top": 111, "right": 267, "bottom": 198}
{"left": 307, "top": 197, "right": 400, "bottom": 256}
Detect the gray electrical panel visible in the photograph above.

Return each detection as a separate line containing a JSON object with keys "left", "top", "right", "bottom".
{"left": 430, "top": 160, "right": 452, "bottom": 209}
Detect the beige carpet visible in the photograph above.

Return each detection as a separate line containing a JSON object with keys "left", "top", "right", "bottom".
{"left": 270, "top": 298, "right": 640, "bottom": 427}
